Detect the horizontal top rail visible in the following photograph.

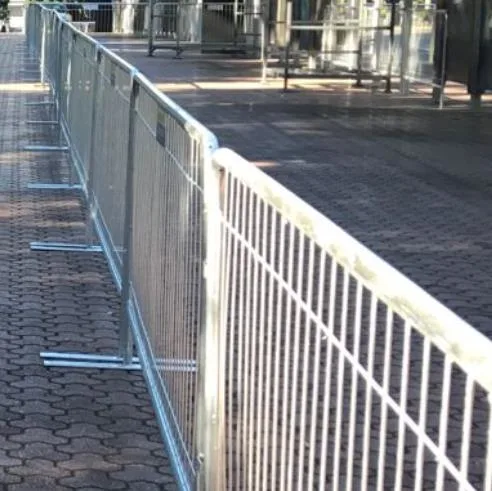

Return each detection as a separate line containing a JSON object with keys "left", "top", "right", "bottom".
{"left": 213, "top": 148, "right": 492, "bottom": 396}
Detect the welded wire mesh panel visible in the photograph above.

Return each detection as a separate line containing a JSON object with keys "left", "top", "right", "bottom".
{"left": 152, "top": 2, "right": 201, "bottom": 44}
{"left": 43, "top": 10, "right": 58, "bottom": 83}
{"left": 26, "top": 5, "right": 37, "bottom": 52}
{"left": 319, "top": 5, "right": 394, "bottom": 73}
{"left": 66, "top": 33, "right": 97, "bottom": 180}
{"left": 90, "top": 52, "right": 132, "bottom": 269}
{"left": 153, "top": 2, "right": 179, "bottom": 41}
{"left": 85, "top": 2, "right": 149, "bottom": 35}
{"left": 404, "top": 8, "right": 447, "bottom": 87}
{"left": 214, "top": 148, "right": 492, "bottom": 491}
{"left": 129, "top": 79, "right": 216, "bottom": 486}
{"left": 202, "top": 2, "right": 240, "bottom": 45}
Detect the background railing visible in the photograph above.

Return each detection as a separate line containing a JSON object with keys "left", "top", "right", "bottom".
{"left": 26, "top": 3, "right": 492, "bottom": 490}
{"left": 264, "top": 3, "right": 447, "bottom": 102}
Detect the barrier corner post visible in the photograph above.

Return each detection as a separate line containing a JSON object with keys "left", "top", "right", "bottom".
{"left": 196, "top": 150, "right": 226, "bottom": 491}
{"left": 118, "top": 74, "right": 139, "bottom": 365}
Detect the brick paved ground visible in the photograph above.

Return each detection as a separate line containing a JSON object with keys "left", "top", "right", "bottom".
{"left": 106, "top": 40, "right": 492, "bottom": 338}
{"left": 0, "top": 35, "right": 177, "bottom": 490}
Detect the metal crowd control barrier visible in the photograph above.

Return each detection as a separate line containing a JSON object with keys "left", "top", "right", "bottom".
{"left": 211, "top": 147, "right": 492, "bottom": 490}
{"left": 148, "top": 0, "right": 263, "bottom": 57}
{"left": 26, "top": 4, "right": 218, "bottom": 490}
{"left": 399, "top": 7, "right": 448, "bottom": 108}
{"left": 265, "top": 2, "right": 396, "bottom": 91}
{"left": 26, "top": 3, "right": 492, "bottom": 490}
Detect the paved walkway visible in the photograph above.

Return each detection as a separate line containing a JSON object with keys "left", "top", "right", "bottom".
{"left": 106, "top": 41, "right": 492, "bottom": 337}
{"left": 0, "top": 36, "right": 177, "bottom": 490}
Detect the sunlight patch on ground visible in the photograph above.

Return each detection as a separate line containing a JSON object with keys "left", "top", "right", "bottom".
{"left": 0, "top": 83, "right": 48, "bottom": 93}
{"left": 154, "top": 78, "right": 369, "bottom": 92}
{"left": 251, "top": 160, "right": 279, "bottom": 168}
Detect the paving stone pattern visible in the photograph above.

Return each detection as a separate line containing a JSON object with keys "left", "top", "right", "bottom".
{"left": 0, "top": 36, "right": 177, "bottom": 490}
{"left": 111, "top": 44, "right": 492, "bottom": 338}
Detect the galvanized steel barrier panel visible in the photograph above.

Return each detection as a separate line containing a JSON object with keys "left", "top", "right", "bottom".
{"left": 209, "top": 147, "right": 492, "bottom": 490}
{"left": 26, "top": 4, "right": 218, "bottom": 490}
{"left": 148, "top": 0, "right": 262, "bottom": 56}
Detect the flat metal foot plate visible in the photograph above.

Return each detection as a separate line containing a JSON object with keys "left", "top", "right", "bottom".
{"left": 24, "top": 120, "right": 58, "bottom": 125}
{"left": 24, "top": 101, "right": 54, "bottom": 106}
{"left": 41, "top": 352, "right": 141, "bottom": 370}
{"left": 30, "top": 242, "right": 103, "bottom": 252}
{"left": 27, "top": 183, "right": 81, "bottom": 190}
{"left": 24, "top": 145, "right": 68, "bottom": 152}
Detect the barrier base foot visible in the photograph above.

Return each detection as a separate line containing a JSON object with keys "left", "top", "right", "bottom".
{"left": 40, "top": 352, "right": 141, "bottom": 370}
{"left": 25, "top": 120, "right": 58, "bottom": 125}
{"left": 30, "top": 242, "right": 103, "bottom": 252}
{"left": 25, "top": 100, "right": 54, "bottom": 106}
{"left": 24, "top": 145, "right": 68, "bottom": 152}
{"left": 27, "top": 183, "right": 81, "bottom": 190}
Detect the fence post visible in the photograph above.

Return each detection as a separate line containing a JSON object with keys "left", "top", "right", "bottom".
{"left": 283, "top": 0, "right": 292, "bottom": 92}
{"left": 196, "top": 151, "right": 226, "bottom": 491}
{"left": 436, "top": 11, "right": 447, "bottom": 109}
{"left": 355, "top": 34, "right": 363, "bottom": 87}
{"left": 40, "top": 8, "right": 46, "bottom": 84}
{"left": 64, "top": 31, "right": 76, "bottom": 183}
{"left": 148, "top": 0, "right": 155, "bottom": 56}
{"left": 260, "top": 1, "right": 268, "bottom": 83}
{"left": 118, "top": 72, "right": 139, "bottom": 365}
{"left": 84, "top": 48, "right": 102, "bottom": 248}
{"left": 400, "top": 0, "right": 413, "bottom": 94}
{"left": 385, "top": 0, "right": 397, "bottom": 93}
{"left": 54, "top": 21, "right": 63, "bottom": 125}
{"left": 431, "top": 10, "right": 447, "bottom": 108}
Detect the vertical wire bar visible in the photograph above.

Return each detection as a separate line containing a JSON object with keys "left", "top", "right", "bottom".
{"left": 306, "top": 250, "right": 327, "bottom": 491}
{"left": 414, "top": 337, "right": 432, "bottom": 491}
{"left": 235, "top": 181, "right": 247, "bottom": 489}
{"left": 458, "top": 377, "right": 475, "bottom": 490}
{"left": 218, "top": 171, "right": 232, "bottom": 489}
{"left": 262, "top": 208, "right": 277, "bottom": 491}
{"left": 286, "top": 232, "right": 306, "bottom": 490}
{"left": 345, "top": 281, "right": 364, "bottom": 490}
{"left": 182, "top": 136, "right": 194, "bottom": 452}
{"left": 255, "top": 201, "right": 268, "bottom": 491}
{"left": 279, "top": 224, "right": 296, "bottom": 491}
{"left": 318, "top": 260, "right": 339, "bottom": 491}
{"left": 360, "top": 294, "right": 378, "bottom": 490}
{"left": 227, "top": 175, "right": 240, "bottom": 490}
{"left": 177, "top": 131, "right": 188, "bottom": 444}
{"left": 296, "top": 240, "right": 315, "bottom": 491}
{"left": 247, "top": 194, "right": 261, "bottom": 489}
{"left": 118, "top": 73, "right": 139, "bottom": 363}
{"left": 242, "top": 187, "right": 254, "bottom": 490}
{"left": 270, "top": 216, "right": 287, "bottom": 490}
{"left": 435, "top": 357, "right": 452, "bottom": 491}
{"left": 332, "top": 269, "right": 350, "bottom": 491}
{"left": 376, "top": 309, "right": 394, "bottom": 491}
{"left": 395, "top": 321, "right": 412, "bottom": 489}
{"left": 231, "top": 178, "right": 243, "bottom": 491}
